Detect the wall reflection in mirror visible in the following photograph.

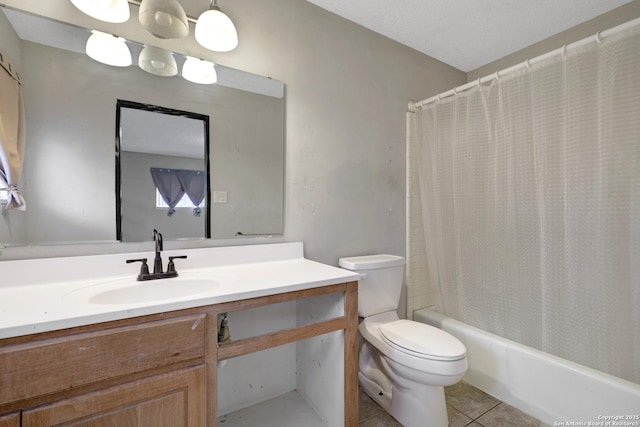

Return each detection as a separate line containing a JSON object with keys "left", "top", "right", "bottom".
{"left": 117, "top": 101, "right": 211, "bottom": 243}
{"left": 0, "top": 6, "right": 285, "bottom": 247}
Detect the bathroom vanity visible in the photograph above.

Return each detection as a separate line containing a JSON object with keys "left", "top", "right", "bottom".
{"left": 0, "top": 243, "right": 360, "bottom": 427}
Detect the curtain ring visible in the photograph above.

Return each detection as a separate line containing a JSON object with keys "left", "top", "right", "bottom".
{"left": 595, "top": 31, "right": 603, "bottom": 43}
{"left": 561, "top": 45, "right": 567, "bottom": 59}
{"left": 453, "top": 87, "right": 459, "bottom": 95}
{"left": 494, "top": 70, "right": 500, "bottom": 81}
{"left": 476, "top": 78, "right": 481, "bottom": 88}
{"left": 525, "top": 59, "right": 532, "bottom": 71}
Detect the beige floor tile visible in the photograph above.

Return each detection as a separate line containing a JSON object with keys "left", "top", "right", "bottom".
{"left": 359, "top": 414, "right": 403, "bottom": 427}
{"left": 360, "top": 381, "right": 546, "bottom": 427}
{"left": 447, "top": 404, "right": 474, "bottom": 427}
{"left": 475, "top": 402, "right": 547, "bottom": 427}
{"left": 359, "top": 388, "right": 386, "bottom": 421}
{"left": 445, "top": 381, "right": 501, "bottom": 419}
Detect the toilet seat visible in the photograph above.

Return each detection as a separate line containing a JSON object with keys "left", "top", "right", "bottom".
{"left": 359, "top": 312, "right": 467, "bottom": 377}
{"left": 379, "top": 320, "right": 466, "bottom": 361}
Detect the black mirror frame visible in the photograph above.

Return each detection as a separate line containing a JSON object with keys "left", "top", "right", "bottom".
{"left": 115, "top": 99, "right": 211, "bottom": 241}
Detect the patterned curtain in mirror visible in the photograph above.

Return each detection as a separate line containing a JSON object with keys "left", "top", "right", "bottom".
{"left": 176, "top": 169, "right": 206, "bottom": 216}
{"left": 150, "top": 167, "right": 185, "bottom": 216}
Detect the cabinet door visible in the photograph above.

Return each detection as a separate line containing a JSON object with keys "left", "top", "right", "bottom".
{"left": 22, "top": 366, "right": 205, "bottom": 427}
{"left": 0, "top": 412, "right": 19, "bottom": 427}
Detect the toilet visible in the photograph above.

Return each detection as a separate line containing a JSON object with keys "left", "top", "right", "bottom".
{"left": 339, "top": 254, "right": 467, "bottom": 427}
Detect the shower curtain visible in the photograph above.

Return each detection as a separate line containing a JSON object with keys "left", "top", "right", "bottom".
{"left": 407, "top": 24, "right": 640, "bottom": 384}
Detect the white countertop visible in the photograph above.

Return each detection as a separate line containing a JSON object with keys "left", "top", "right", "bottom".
{"left": 0, "top": 242, "right": 360, "bottom": 339}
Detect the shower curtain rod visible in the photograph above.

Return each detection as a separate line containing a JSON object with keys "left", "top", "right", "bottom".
{"left": 408, "top": 16, "right": 640, "bottom": 112}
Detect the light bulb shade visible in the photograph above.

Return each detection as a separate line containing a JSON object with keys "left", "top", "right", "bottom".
{"left": 195, "top": 6, "right": 238, "bottom": 52}
{"left": 86, "top": 31, "right": 132, "bottom": 67}
{"left": 70, "top": 0, "right": 130, "bottom": 23}
{"left": 139, "top": 46, "right": 178, "bottom": 76}
{"left": 139, "top": 0, "right": 189, "bottom": 39}
{"left": 182, "top": 57, "right": 217, "bottom": 84}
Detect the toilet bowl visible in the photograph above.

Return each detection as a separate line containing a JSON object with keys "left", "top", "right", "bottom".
{"left": 339, "top": 255, "right": 467, "bottom": 427}
{"left": 358, "top": 311, "right": 467, "bottom": 427}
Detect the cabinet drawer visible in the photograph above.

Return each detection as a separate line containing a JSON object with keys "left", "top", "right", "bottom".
{"left": 0, "top": 314, "right": 206, "bottom": 406}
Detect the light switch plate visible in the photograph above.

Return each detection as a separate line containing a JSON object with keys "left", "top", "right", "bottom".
{"left": 213, "top": 190, "right": 228, "bottom": 204}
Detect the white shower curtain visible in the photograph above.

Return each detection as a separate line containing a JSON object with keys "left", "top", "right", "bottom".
{"left": 408, "top": 24, "right": 640, "bottom": 384}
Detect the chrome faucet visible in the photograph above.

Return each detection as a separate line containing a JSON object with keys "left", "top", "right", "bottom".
{"left": 126, "top": 229, "right": 187, "bottom": 281}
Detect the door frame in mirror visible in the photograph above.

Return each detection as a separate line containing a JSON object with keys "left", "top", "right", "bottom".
{"left": 115, "top": 99, "right": 211, "bottom": 241}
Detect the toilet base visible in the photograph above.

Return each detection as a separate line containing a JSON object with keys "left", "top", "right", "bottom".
{"left": 359, "top": 370, "right": 449, "bottom": 427}
{"left": 389, "top": 378, "right": 448, "bottom": 427}
{"left": 359, "top": 341, "right": 452, "bottom": 427}
{"left": 359, "top": 371, "right": 391, "bottom": 411}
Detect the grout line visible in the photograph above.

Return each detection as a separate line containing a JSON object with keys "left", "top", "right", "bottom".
{"left": 469, "top": 401, "right": 503, "bottom": 424}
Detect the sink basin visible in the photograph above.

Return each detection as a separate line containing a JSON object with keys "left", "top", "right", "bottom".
{"left": 89, "top": 277, "right": 219, "bottom": 305}
{"left": 63, "top": 273, "right": 222, "bottom": 305}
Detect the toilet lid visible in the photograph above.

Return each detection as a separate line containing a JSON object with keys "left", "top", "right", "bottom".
{"left": 379, "top": 320, "right": 466, "bottom": 361}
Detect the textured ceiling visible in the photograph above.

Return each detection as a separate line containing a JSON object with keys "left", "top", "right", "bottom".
{"left": 304, "top": 0, "right": 633, "bottom": 72}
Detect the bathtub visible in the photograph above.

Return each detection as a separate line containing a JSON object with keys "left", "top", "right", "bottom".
{"left": 414, "top": 308, "right": 640, "bottom": 425}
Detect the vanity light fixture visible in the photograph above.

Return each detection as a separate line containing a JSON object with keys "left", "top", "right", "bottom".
{"left": 86, "top": 30, "right": 132, "bottom": 67}
{"left": 139, "top": 45, "right": 178, "bottom": 76}
{"left": 182, "top": 56, "right": 217, "bottom": 84}
{"left": 195, "top": 0, "right": 238, "bottom": 52}
{"left": 138, "top": 0, "right": 189, "bottom": 39}
{"left": 70, "top": 0, "right": 130, "bottom": 23}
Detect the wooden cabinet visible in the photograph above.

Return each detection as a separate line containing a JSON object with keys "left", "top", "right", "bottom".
{"left": 22, "top": 366, "right": 205, "bottom": 427}
{"left": 0, "top": 281, "right": 358, "bottom": 426}
{"left": 0, "top": 314, "right": 206, "bottom": 427}
{"left": 0, "top": 315, "right": 206, "bottom": 407}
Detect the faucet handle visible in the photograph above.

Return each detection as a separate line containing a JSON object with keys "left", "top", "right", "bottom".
{"left": 167, "top": 255, "right": 188, "bottom": 273}
{"left": 126, "top": 258, "right": 150, "bottom": 279}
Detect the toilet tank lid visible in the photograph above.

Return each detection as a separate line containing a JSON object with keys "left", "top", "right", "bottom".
{"left": 339, "top": 254, "right": 405, "bottom": 270}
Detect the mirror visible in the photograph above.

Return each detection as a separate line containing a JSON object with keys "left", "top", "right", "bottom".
{"left": 117, "top": 101, "right": 210, "bottom": 242}
{"left": 0, "top": 6, "right": 285, "bottom": 247}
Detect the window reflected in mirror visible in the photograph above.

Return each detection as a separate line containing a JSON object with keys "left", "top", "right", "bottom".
{"left": 116, "top": 101, "right": 210, "bottom": 242}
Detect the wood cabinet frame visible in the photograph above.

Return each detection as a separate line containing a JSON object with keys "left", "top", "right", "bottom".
{"left": 208, "top": 281, "right": 359, "bottom": 426}
{"left": 0, "top": 281, "right": 359, "bottom": 427}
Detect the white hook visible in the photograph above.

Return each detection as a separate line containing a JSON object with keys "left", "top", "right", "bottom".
{"left": 525, "top": 59, "right": 532, "bottom": 71}
{"left": 595, "top": 31, "right": 603, "bottom": 43}
{"left": 561, "top": 45, "right": 567, "bottom": 59}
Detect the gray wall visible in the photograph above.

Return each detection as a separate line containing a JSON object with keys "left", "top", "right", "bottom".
{"left": 468, "top": 0, "right": 640, "bottom": 81}
{"left": 0, "top": 0, "right": 466, "bottom": 266}
{"left": 0, "top": 9, "right": 20, "bottom": 71}
{"left": 232, "top": 1, "right": 466, "bottom": 266}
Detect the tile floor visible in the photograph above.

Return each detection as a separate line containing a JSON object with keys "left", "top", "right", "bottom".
{"left": 359, "top": 381, "right": 548, "bottom": 426}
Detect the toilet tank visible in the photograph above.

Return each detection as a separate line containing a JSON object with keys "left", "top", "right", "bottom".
{"left": 338, "top": 254, "right": 405, "bottom": 317}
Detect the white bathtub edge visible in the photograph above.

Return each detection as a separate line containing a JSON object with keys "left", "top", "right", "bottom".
{"left": 414, "top": 308, "right": 640, "bottom": 425}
